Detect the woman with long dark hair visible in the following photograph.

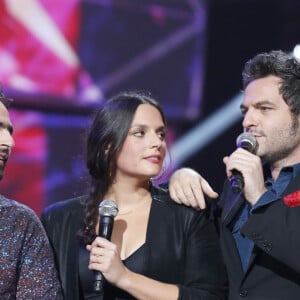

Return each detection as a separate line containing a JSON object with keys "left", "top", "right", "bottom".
{"left": 41, "top": 90, "right": 227, "bottom": 299}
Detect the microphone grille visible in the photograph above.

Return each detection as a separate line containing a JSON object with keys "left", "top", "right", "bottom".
{"left": 99, "top": 199, "right": 118, "bottom": 217}
{"left": 236, "top": 132, "right": 257, "bottom": 153}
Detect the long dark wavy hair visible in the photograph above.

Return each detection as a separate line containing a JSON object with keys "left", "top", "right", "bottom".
{"left": 80, "top": 91, "right": 167, "bottom": 244}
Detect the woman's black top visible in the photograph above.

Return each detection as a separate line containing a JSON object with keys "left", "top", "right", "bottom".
{"left": 79, "top": 243, "right": 146, "bottom": 299}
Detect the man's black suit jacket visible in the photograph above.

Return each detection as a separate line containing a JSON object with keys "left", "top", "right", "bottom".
{"left": 218, "top": 171, "right": 300, "bottom": 299}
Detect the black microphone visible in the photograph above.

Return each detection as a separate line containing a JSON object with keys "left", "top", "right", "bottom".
{"left": 231, "top": 132, "right": 257, "bottom": 193}
{"left": 93, "top": 199, "right": 118, "bottom": 293}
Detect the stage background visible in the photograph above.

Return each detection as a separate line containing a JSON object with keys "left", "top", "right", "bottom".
{"left": 0, "top": 0, "right": 299, "bottom": 215}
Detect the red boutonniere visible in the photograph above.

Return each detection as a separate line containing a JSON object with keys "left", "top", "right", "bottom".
{"left": 283, "top": 190, "right": 300, "bottom": 207}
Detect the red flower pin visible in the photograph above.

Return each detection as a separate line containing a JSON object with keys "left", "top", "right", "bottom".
{"left": 283, "top": 190, "right": 300, "bottom": 207}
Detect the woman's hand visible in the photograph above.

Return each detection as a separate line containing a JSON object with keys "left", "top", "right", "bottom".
{"left": 87, "top": 237, "right": 128, "bottom": 287}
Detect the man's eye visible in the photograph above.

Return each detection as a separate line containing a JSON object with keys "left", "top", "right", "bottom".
{"left": 261, "top": 107, "right": 271, "bottom": 112}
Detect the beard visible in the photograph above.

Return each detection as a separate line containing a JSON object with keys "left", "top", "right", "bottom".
{"left": 261, "top": 116, "right": 300, "bottom": 165}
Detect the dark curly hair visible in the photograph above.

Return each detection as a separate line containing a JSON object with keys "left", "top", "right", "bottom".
{"left": 242, "top": 50, "right": 300, "bottom": 115}
{"left": 80, "top": 90, "right": 167, "bottom": 243}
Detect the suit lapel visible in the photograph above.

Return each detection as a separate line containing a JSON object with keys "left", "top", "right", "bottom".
{"left": 142, "top": 186, "right": 168, "bottom": 277}
{"left": 222, "top": 188, "right": 245, "bottom": 226}
{"left": 220, "top": 185, "right": 246, "bottom": 278}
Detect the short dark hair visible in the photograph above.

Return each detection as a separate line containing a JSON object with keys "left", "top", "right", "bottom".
{"left": 0, "top": 87, "right": 12, "bottom": 108}
{"left": 242, "top": 50, "right": 300, "bottom": 115}
{"left": 0, "top": 93, "right": 13, "bottom": 108}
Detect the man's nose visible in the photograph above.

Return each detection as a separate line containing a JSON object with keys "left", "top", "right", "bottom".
{"left": 242, "top": 110, "right": 257, "bottom": 129}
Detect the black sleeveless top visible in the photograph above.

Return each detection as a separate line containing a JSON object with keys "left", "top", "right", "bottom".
{"left": 79, "top": 244, "right": 146, "bottom": 299}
